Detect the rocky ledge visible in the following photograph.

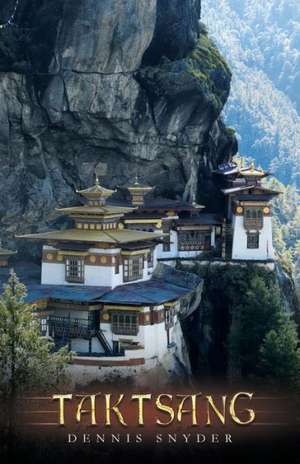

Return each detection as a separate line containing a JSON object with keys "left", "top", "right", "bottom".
{"left": 0, "top": 0, "right": 237, "bottom": 257}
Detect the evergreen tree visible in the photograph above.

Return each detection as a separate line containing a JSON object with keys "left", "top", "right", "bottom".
{"left": 260, "top": 316, "right": 300, "bottom": 389}
{"left": 228, "top": 274, "right": 282, "bottom": 377}
{"left": 0, "top": 271, "right": 71, "bottom": 429}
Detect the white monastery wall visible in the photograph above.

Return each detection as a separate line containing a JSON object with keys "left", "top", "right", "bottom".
{"left": 232, "top": 216, "right": 275, "bottom": 261}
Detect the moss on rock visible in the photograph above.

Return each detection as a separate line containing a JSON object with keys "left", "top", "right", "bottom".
{"left": 186, "top": 29, "right": 232, "bottom": 113}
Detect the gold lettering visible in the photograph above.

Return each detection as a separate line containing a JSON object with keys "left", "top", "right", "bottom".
{"left": 105, "top": 394, "right": 127, "bottom": 426}
{"left": 230, "top": 392, "right": 255, "bottom": 425}
{"left": 52, "top": 394, "right": 72, "bottom": 426}
{"left": 156, "top": 394, "right": 175, "bottom": 426}
{"left": 206, "top": 396, "right": 227, "bottom": 425}
{"left": 76, "top": 395, "right": 97, "bottom": 425}
{"left": 131, "top": 394, "right": 152, "bottom": 425}
{"left": 177, "top": 394, "right": 199, "bottom": 425}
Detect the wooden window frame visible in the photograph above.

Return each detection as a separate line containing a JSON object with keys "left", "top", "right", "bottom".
{"left": 178, "top": 230, "right": 211, "bottom": 252}
{"left": 247, "top": 232, "right": 260, "bottom": 249}
{"left": 114, "top": 257, "right": 120, "bottom": 275}
{"left": 123, "top": 255, "right": 144, "bottom": 282}
{"left": 244, "top": 208, "right": 263, "bottom": 230}
{"left": 147, "top": 249, "right": 154, "bottom": 267}
{"left": 40, "top": 318, "right": 48, "bottom": 336}
{"left": 111, "top": 312, "right": 139, "bottom": 336}
{"left": 65, "top": 256, "right": 85, "bottom": 283}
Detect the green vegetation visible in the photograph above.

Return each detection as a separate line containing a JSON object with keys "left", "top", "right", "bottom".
{"left": 203, "top": 0, "right": 300, "bottom": 187}
{"left": 0, "top": 272, "right": 71, "bottom": 429}
{"left": 260, "top": 316, "right": 300, "bottom": 388}
{"left": 186, "top": 26, "right": 231, "bottom": 113}
{"left": 262, "top": 177, "right": 300, "bottom": 277}
{"left": 184, "top": 263, "right": 300, "bottom": 388}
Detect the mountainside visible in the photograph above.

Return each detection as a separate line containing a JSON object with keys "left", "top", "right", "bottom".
{"left": 0, "top": 0, "right": 236, "bottom": 256}
{"left": 203, "top": 0, "right": 300, "bottom": 186}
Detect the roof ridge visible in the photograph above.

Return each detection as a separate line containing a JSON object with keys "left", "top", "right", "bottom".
{"left": 103, "top": 229, "right": 120, "bottom": 243}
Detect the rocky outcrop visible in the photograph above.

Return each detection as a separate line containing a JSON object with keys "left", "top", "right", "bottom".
{"left": 0, "top": 0, "right": 237, "bottom": 256}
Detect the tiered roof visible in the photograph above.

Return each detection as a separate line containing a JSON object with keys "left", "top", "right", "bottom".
{"left": 0, "top": 243, "right": 16, "bottom": 257}
{"left": 217, "top": 160, "right": 281, "bottom": 199}
{"left": 17, "top": 177, "right": 164, "bottom": 246}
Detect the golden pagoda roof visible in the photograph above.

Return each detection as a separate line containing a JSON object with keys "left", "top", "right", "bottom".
{"left": 56, "top": 205, "right": 134, "bottom": 217}
{"left": 238, "top": 162, "right": 267, "bottom": 178}
{"left": 127, "top": 176, "right": 153, "bottom": 193}
{"left": 0, "top": 247, "right": 17, "bottom": 256}
{"left": 17, "top": 228, "right": 163, "bottom": 245}
{"left": 77, "top": 177, "right": 115, "bottom": 201}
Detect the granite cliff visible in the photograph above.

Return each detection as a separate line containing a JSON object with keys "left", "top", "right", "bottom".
{"left": 0, "top": 0, "right": 237, "bottom": 256}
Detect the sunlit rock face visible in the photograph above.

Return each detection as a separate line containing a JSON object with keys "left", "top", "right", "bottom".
{"left": 0, "top": 0, "right": 236, "bottom": 256}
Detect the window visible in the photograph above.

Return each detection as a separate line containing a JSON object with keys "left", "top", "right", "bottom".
{"left": 163, "top": 236, "right": 171, "bottom": 252}
{"left": 147, "top": 249, "right": 154, "bottom": 267}
{"left": 247, "top": 232, "right": 259, "bottom": 249}
{"left": 162, "top": 223, "right": 171, "bottom": 252}
{"left": 40, "top": 318, "right": 47, "bottom": 336}
{"left": 111, "top": 312, "right": 139, "bottom": 335}
{"left": 114, "top": 257, "right": 120, "bottom": 275}
{"left": 123, "top": 255, "right": 144, "bottom": 282}
{"left": 165, "top": 307, "right": 175, "bottom": 328}
{"left": 65, "top": 256, "right": 85, "bottom": 283}
{"left": 178, "top": 230, "right": 211, "bottom": 251}
{"left": 244, "top": 208, "right": 263, "bottom": 229}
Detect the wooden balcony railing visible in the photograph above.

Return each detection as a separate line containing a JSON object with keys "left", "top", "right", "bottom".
{"left": 48, "top": 316, "right": 95, "bottom": 339}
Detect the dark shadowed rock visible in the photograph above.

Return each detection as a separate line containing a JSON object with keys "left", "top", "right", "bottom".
{"left": 0, "top": 0, "right": 237, "bottom": 258}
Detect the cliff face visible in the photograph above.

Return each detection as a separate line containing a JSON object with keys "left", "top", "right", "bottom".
{"left": 0, "top": 0, "right": 237, "bottom": 254}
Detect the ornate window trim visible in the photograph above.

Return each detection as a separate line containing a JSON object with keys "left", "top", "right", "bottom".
{"left": 123, "top": 255, "right": 144, "bottom": 282}
{"left": 111, "top": 312, "right": 139, "bottom": 336}
{"left": 247, "top": 232, "right": 260, "bottom": 249}
{"left": 65, "top": 256, "right": 85, "bottom": 283}
{"left": 244, "top": 208, "right": 263, "bottom": 230}
{"left": 147, "top": 249, "right": 154, "bottom": 267}
{"left": 178, "top": 230, "right": 211, "bottom": 252}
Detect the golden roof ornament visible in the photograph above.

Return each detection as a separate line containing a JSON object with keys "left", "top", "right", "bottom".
{"left": 127, "top": 174, "right": 153, "bottom": 192}
{"left": 77, "top": 173, "right": 116, "bottom": 206}
{"left": 127, "top": 174, "right": 153, "bottom": 207}
{"left": 238, "top": 160, "right": 267, "bottom": 178}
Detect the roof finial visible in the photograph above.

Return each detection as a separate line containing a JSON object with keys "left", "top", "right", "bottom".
{"left": 250, "top": 161, "right": 255, "bottom": 172}
{"left": 95, "top": 171, "right": 100, "bottom": 186}
{"left": 134, "top": 168, "right": 140, "bottom": 185}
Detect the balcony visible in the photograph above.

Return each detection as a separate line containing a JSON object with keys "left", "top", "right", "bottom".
{"left": 48, "top": 315, "right": 95, "bottom": 339}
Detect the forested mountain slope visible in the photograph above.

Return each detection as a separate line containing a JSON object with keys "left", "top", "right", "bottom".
{"left": 203, "top": 0, "right": 300, "bottom": 186}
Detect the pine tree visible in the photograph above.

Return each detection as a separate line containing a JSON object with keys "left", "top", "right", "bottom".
{"left": 0, "top": 271, "right": 71, "bottom": 429}
{"left": 228, "top": 274, "right": 282, "bottom": 378}
{"left": 260, "top": 316, "right": 300, "bottom": 389}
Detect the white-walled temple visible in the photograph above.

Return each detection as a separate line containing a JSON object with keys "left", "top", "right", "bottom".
{"left": 17, "top": 177, "right": 202, "bottom": 373}
{"left": 11, "top": 160, "right": 280, "bottom": 378}
{"left": 216, "top": 161, "right": 281, "bottom": 262}
{"left": 124, "top": 178, "right": 223, "bottom": 260}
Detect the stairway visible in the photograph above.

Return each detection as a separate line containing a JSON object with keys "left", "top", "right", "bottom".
{"left": 54, "top": 323, "right": 70, "bottom": 350}
{"left": 96, "top": 330, "right": 113, "bottom": 355}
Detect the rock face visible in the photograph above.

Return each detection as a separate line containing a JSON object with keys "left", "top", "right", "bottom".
{"left": 0, "top": 0, "right": 237, "bottom": 256}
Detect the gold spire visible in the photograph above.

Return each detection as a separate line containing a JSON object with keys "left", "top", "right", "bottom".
{"left": 77, "top": 173, "right": 116, "bottom": 206}
{"left": 127, "top": 175, "right": 153, "bottom": 207}
{"left": 239, "top": 160, "right": 267, "bottom": 178}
